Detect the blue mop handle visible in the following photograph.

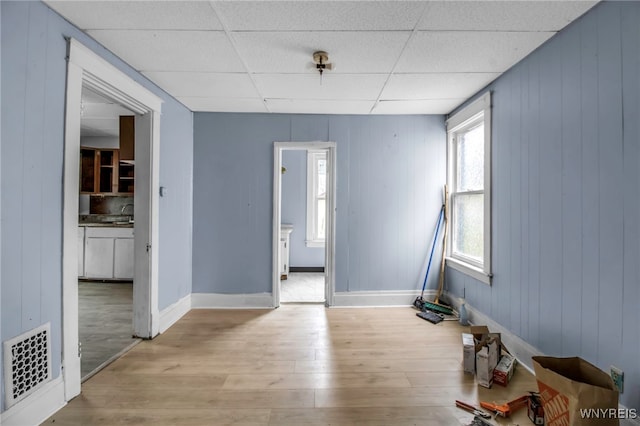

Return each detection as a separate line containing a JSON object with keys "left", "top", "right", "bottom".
{"left": 421, "top": 205, "right": 445, "bottom": 293}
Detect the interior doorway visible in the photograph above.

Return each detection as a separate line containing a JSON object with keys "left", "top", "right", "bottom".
{"left": 280, "top": 149, "right": 326, "bottom": 303}
{"left": 273, "top": 142, "right": 336, "bottom": 307}
{"left": 62, "top": 38, "right": 162, "bottom": 401}
{"left": 77, "top": 86, "right": 139, "bottom": 380}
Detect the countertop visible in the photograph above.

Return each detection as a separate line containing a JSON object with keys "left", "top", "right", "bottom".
{"left": 79, "top": 214, "right": 134, "bottom": 227}
{"left": 79, "top": 222, "right": 134, "bottom": 228}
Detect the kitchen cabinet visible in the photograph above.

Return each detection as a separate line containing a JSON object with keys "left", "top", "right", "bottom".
{"left": 119, "top": 116, "right": 135, "bottom": 161}
{"left": 280, "top": 225, "right": 293, "bottom": 280}
{"left": 85, "top": 232, "right": 114, "bottom": 278}
{"left": 83, "top": 226, "right": 134, "bottom": 280}
{"left": 80, "top": 148, "right": 134, "bottom": 194}
{"left": 114, "top": 237, "right": 134, "bottom": 279}
{"left": 78, "top": 226, "right": 85, "bottom": 277}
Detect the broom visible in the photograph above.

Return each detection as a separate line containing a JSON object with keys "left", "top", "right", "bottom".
{"left": 421, "top": 185, "right": 453, "bottom": 316}
{"left": 413, "top": 204, "right": 444, "bottom": 310}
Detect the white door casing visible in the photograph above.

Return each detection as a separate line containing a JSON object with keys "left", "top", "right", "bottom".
{"left": 62, "top": 38, "right": 162, "bottom": 400}
{"left": 272, "top": 142, "right": 337, "bottom": 307}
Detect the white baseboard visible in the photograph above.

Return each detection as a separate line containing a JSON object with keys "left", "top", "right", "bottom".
{"left": 1, "top": 376, "right": 65, "bottom": 426}
{"left": 441, "top": 292, "right": 541, "bottom": 374}
{"left": 191, "top": 292, "right": 273, "bottom": 309}
{"left": 442, "top": 292, "right": 640, "bottom": 425}
{"left": 332, "top": 290, "right": 436, "bottom": 307}
{"left": 159, "top": 293, "right": 192, "bottom": 333}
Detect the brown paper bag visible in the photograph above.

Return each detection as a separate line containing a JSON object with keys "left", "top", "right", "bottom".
{"left": 532, "top": 356, "right": 619, "bottom": 426}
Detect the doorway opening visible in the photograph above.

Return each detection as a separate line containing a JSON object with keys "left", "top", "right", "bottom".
{"left": 280, "top": 149, "right": 325, "bottom": 303}
{"left": 77, "top": 86, "right": 139, "bottom": 380}
{"left": 62, "top": 38, "right": 162, "bottom": 401}
{"left": 273, "top": 142, "right": 336, "bottom": 307}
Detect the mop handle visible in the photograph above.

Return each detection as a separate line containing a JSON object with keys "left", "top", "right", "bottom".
{"left": 421, "top": 204, "right": 445, "bottom": 294}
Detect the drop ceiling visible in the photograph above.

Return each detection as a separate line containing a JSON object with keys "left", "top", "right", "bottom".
{"left": 46, "top": 1, "right": 598, "bottom": 115}
{"left": 81, "top": 87, "right": 133, "bottom": 137}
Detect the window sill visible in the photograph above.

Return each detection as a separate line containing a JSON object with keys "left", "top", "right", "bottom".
{"left": 305, "top": 240, "right": 325, "bottom": 248}
{"left": 446, "top": 257, "right": 492, "bottom": 285}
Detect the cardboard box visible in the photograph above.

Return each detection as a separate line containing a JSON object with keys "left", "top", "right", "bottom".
{"left": 476, "top": 337, "right": 499, "bottom": 388}
{"left": 470, "top": 325, "right": 490, "bottom": 340}
{"left": 462, "top": 333, "right": 476, "bottom": 374}
{"left": 493, "top": 353, "right": 516, "bottom": 386}
{"left": 533, "top": 356, "right": 619, "bottom": 426}
{"left": 461, "top": 325, "right": 503, "bottom": 383}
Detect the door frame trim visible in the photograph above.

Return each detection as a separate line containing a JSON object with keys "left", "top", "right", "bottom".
{"left": 272, "top": 142, "right": 336, "bottom": 307}
{"left": 62, "top": 38, "right": 162, "bottom": 400}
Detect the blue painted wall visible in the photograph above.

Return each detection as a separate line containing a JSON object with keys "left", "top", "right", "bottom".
{"left": 0, "top": 0, "right": 3, "bottom": 410}
{"left": 0, "top": 0, "right": 193, "bottom": 410}
{"left": 281, "top": 150, "right": 324, "bottom": 268}
{"left": 445, "top": 1, "right": 639, "bottom": 410}
{"left": 193, "top": 114, "right": 446, "bottom": 294}
{"left": 158, "top": 98, "right": 193, "bottom": 310}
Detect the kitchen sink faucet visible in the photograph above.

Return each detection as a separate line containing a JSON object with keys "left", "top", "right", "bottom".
{"left": 121, "top": 203, "right": 134, "bottom": 215}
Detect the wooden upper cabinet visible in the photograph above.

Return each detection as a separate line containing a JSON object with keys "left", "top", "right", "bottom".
{"left": 80, "top": 148, "right": 132, "bottom": 194}
{"left": 119, "top": 115, "right": 135, "bottom": 161}
{"left": 80, "top": 148, "right": 97, "bottom": 193}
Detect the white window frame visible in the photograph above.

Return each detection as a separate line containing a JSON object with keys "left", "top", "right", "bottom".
{"left": 446, "top": 91, "right": 492, "bottom": 285}
{"left": 306, "top": 150, "right": 327, "bottom": 248}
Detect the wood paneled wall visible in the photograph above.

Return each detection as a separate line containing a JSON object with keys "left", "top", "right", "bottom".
{"left": 446, "top": 1, "right": 639, "bottom": 410}
{"left": 0, "top": 1, "right": 194, "bottom": 410}
{"left": 192, "top": 114, "right": 446, "bottom": 294}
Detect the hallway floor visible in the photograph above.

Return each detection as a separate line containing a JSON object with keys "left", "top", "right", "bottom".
{"left": 280, "top": 272, "right": 325, "bottom": 303}
{"left": 79, "top": 281, "right": 140, "bottom": 380}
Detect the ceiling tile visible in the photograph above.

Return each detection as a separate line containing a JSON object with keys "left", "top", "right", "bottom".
{"left": 142, "top": 72, "right": 259, "bottom": 98}
{"left": 418, "top": 1, "right": 597, "bottom": 31}
{"left": 87, "top": 30, "right": 245, "bottom": 73}
{"left": 81, "top": 102, "right": 133, "bottom": 119}
{"left": 372, "top": 99, "right": 466, "bottom": 115}
{"left": 213, "top": 1, "right": 425, "bottom": 31}
{"left": 178, "top": 97, "right": 268, "bottom": 113}
{"left": 232, "top": 31, "right": 410, "bottom": 74}
{"left": 45, "top": 1, "right": 222, "bottom": 30}
{"left": 396, "top": 31, "right": 554, "bottom": 73}
{"left": 265, "top": 99, "right": 374, "bottom": 115}
{"left": 254, "top": 74, "right": 386, "bottom": 101}
{"left": 382, "top": 73, "right": 500, "bottom": 100}
{"left": 80, "top": 118, "right": 120, "bottom": 137}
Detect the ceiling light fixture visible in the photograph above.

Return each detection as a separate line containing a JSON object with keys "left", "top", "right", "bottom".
{"left": 312, "top": 51, "right": 333, "bottom": 84}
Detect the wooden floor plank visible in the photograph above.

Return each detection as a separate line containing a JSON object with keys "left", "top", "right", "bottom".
{"left": 268, "top": 406, "right": 468, "bottom": 426}
{"left": 222, "top": 372, "right": 411, "bottom": 390}
{"left": 45, "top": 306, "right": 538, "bottom": 425}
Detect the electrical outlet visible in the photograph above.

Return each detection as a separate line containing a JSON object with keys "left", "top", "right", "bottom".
{"left": 610, "top": 366, "right": 624, "bottom": 393}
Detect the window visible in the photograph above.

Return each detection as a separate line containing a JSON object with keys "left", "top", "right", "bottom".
{"left": 306, "top": 150, "right": 327, "bottom": 247}
{"left": 446, "top": 92, "right": 492, "bottom": 284}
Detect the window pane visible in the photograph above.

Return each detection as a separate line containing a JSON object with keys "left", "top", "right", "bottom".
{"left": 453, "top": 193, "right": 483, "bottom": 262}
{"left": 317, "top": 158, "right": 326, "bottom": 198}
{"left": 457, "top": 123, "right": 484, "bottom": 191}
{"left": 316, "top": 199, "right": 326, "bottom": 239}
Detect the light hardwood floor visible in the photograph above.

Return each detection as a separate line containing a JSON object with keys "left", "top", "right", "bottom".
{"left": 45, "top": 305, "right": 537, "bottom": 425}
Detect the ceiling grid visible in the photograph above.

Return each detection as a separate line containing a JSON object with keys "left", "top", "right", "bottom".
{"left": 46, "top": 0, "right": 599, "bottom": 117}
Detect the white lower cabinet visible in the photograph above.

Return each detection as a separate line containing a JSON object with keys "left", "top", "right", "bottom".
{"left": 78, "top": 227, "right": 86, "bottom": 277}
{"left": 85, "top": 236, "right": 115, "bottom": 278}
{"left": 280, "top": 224, "right": 293, "bottom": 279}
{"left": 114, "top": 237, "right": 135, "bottom": 279}
{"left": 83, "top": 226, "right": 134, "bottom": 280}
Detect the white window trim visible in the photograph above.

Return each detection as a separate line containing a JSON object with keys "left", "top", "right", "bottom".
{"left": 306, "top": 150, "right": 326, "bottom": 248}
{"left": 446, "top": 91, "right": 492, "bottom": 285}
